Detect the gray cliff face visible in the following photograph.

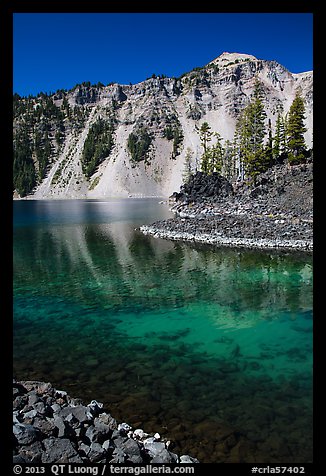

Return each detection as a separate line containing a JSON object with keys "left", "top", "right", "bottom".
{"left": 14, "top": 52, "right": 313, "bottom": 199}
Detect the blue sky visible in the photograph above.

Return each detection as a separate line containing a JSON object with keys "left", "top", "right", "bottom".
{"left": 13, "top": 13, "right": 313, "bottom": 97}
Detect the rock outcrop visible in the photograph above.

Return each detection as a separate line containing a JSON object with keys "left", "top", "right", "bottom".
{"left": 140, "top": 163, "right": 313, "bottom": 251}
{"left": 173, "top": 171, "right": 234, "bottom": 203}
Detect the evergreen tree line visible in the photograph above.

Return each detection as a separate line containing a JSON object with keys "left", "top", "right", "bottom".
{"left": 183, "top": 80, "right": 311, "bottom": 184}
{"left": 13, "top": 123, "right": 54, "bottom": 196}
{"left": 13, "top": 128, "right": 37, "bottom": 196}
{"left": 13, "top": 95, "right": 91, "bottom": 196}
{"left": 127, "top": 128, "right": 153, "bottom": 164}
{"left": 81, "top": 117, "right": 116, "bottom": 178}
{"left": 163, "top": 121, "right": 184, "bottom": 159}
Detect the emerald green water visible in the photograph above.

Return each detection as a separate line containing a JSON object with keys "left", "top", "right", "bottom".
{"left": 13, "top": 199, "right": 313, "bottom": 463}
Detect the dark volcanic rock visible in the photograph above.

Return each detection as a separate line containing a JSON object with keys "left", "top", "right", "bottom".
{"left": 94, "top": 413, "right": 117, "bottom": 431}
{"left": 116, "top": 438, "right": 143, "bottom": 463}
{"left": 87, "top": 442, "right": 107, "bottom": 463}
{"left": 177, "top": 171, "right": 234, "bottom": 203}
{"left": 145, "top": 163, "right": 313, "bottom": 251}
{"left": 151, "top": 448, "right": 178, "bottom": 463}
{"left": 53, "top": 415, "right": 73, "bottom": 438}
{"left": 13, "top": 380, "right": 199, "bottom": 464}
{"left": 58, "top": 405, "right": 92, "bottom": 423}
{"left": 13, "top": 423, "right": 40, "bottom": 445}
{"left": 33, "top": 416, "right": 57, "bottom": 437}
{"left": 18, "top": 441, "right": 43, "bottom": 463}
{"left": 41, "top": 437, "right": 82, "bottom": 463}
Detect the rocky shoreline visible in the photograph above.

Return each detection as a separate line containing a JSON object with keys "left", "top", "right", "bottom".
{"left": 140, "top": 164, "right": 313, "bottom": 252}
{"left": 140, "top": 214, "right": 313, "bottom": 251}
{"left": 13, "top": 380, "right": 199, "bottom": 464}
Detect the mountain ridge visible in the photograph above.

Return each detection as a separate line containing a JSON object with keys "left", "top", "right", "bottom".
{"left": 13, "top": 52, "right": 313, "bottom": 199}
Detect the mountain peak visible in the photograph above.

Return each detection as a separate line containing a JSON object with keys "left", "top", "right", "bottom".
{"left": 209, "top": 52, "right": 258, "bottom": 65}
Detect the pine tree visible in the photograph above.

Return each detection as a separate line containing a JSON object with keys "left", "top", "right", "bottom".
{"left": 250, "top": 79, "right": 267, "bottom": 154}
{"left": 62, "top": 97, "right": 71, "bottom": 119}
{"left": 208, "top": 133, "right": 224, "bottom": 174}
{"left": 196, "top": 122, "right": 213, "bottom": 173}
{"left": 243, "top": 79, "right": 267, "bottom": 181}
{"left": 264, "top": 118, "right": 274, "bottom": 169}
{"left": 222, "top": 139, "right": 237, "bottom": 181}
{"left": 82, "top": 118, "right": 115, "bottom": 177}
{"left": 281, "top": 114, "right": 288, "bottom": 156}
{"left": 182, "top": 148, "right": 194, "bottom": 183}
{"left": 233, "top": 116, "right": 243, "bottom": 180}
{"left": 196, "top": 122, "right": 218, "bottom": 174}
{"left": 287, "top": 92, "right": 307, "bottom": 165}
{"left": 127, "top": 128, "right": 152, "bottom": 165}
{"left": 273, "top": 109, "right": 288, "bottom": 162}
{"left": 234, "top": 79, "right": 267, "bottom": 182}
{"left": 273, "top": 111, "right": 282, "bottom": 160}
{"left": 198, "top": 122, "right": 213, "bottom": 153}
{"left": 201, "top": 150, "right": 210, "bottom": 174}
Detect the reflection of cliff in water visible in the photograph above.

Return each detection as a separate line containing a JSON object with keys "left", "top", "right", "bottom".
{"left": 14, "top": 217, "right": 312, "bottom": 330}
{"left": 13, "top": 200, "right": 313, "bottom": 463}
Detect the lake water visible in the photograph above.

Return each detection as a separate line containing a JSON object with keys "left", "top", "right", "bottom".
{"left": 13, "top": 199, "right": 313, "bottom": 463}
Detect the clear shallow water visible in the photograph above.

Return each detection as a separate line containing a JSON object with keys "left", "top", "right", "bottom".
{"left": 13, "top": 199, "right": 313, "bottom": 463}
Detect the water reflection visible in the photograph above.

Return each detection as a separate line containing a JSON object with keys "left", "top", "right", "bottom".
{"left": 14, "top": 217, "right": 313, "bottom": 322}
{"left": 13, "top": 199, "right": 313, "bottom": 463}
{"left": 14, "top": 198, "right": 174, "bottom": 226}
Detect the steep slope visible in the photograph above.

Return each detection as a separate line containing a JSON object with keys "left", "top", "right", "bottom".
{"left": 13, "top": 52, "right": 313, "bottom": 199}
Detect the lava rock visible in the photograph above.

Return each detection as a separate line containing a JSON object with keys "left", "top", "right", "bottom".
{"left": 150, "top": 448, "right": 178, "bottom": 463}
{"left": 110, "top": 447, "right": 126, "bottom": 463}
{"left": 180, "top": 455, "right": 200, "bottom": 463}
{"left": 58, "top": 405, "right": 92, "bottom": 423}
{"left": 118, "top": 438, "right": 143, "bottom": 463}
{"left": 13, "top": 380, "right": 200, "bottom": 464}
{"left": 87, "top": 442, "right": 107, "bottom": 463}
{"left": 41, "top": 437, "right": 82, "bottom": 463}
{"left": 18, "top": 441, "right": 43, "bottom": 463}
{"left": 13, "top": 423, "right": 40, "bottom": 445}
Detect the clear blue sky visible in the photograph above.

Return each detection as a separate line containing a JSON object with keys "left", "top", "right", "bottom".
{"left": 13, "top": 13, "right": 313, "bottom": 97}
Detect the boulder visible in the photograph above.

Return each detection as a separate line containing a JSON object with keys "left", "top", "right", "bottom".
{"left": 94, "top": 412, "right": 117, "bottom": 430}
{"left": 180, "top": 172, "right": 234, "bottom": 203}
{"left": 150, "top": 448, "right": 178, "bottom": 463}
{"left": 143, "top": 439, "right": 166, "bottom": 458}
{"left": 18, "top": 441, "right": 43, "bottom": 463}
{"left": 180, "top": 455, "right": 200, "bottom": 463}
{"left": 53, "top": 416, "right": 73, "bottom": 438}
{"left": 13, "top": 423, "right": 40, "bottom": 445}
{"left": 32, "top": 416, "right": 57, "bottom": 438}
{"left": 87, "top": 442, "right": 107, "bottom": 463}
{"left": 58, "top": 405, "right": 92, "bottom": 423}
{"left": 41, "top": 437, "right": 82, "bottom": 463}
{"left": 110, "top": 447, "right": 126, "bottom": 463}
{"left": 116, "top": 438, "right": 143, "bottom": 463}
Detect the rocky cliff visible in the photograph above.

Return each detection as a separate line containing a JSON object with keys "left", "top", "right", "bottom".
{"left": 13, "top": 52, "right": 313, "bottom": 199}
